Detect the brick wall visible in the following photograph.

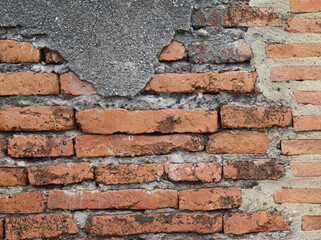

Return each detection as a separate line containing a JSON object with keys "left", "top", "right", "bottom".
{"left": 0, "top": 0, "right": 320, "bottom": 239}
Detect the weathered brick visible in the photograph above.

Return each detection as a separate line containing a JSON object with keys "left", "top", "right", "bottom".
{"left": 28, "top": 163, "right": 94, "bottom": 185}
{"left": 0, "top": 106, "right": 75, "bottom": 132}
{"left": 221, "top": 105, "right": 292, "bottom": 129}
{"left": 293, "top": 116, "right": 321, "bottom": 132}
{"left": 0, "top": 137, "right": 5, "bottom": 157}
{"left": 271, "top": 66, "right": 321, "bottom": 81}
{"left": 286, "top": 18, "right": 321, "bottom": 33}
{"left": 223, "top": 159, "right": 285, "bottom": 180}
{"left": 145, "top": 72, "right": 257, "bottom": 94}
{"left": 206, "top": 133, "right": 270, "bottom": 154}
{"left": 0, "top": 192, "right": 46, "bottom": 214}
{"left": 76, "top": 109, "right": 218, "bottom": 134}
{"left": 0, "top": 72, "right": 59, "bottom": 95}
{"left": 266, "top": 43, "right": 321, "bottom": 58}
{"left": 294, "top": 91, "right": 321, "bottom": 105}
{"left": 179, "top": 188, "right": 241, "bottom": 211}
{"left": 281, "top": 139, "right": 321, "bottom": 155}
{"left": 192, "top": 6, "right": 282, "bottom": 27}
{"left": 159, "top": 41, "right": 186, "bottom": 61}
{"left": 5, "top": 213, "right": 78, "bottom": 240}
{"left": 224, "top": 211, "right": 290, "bottom": 235}
{"left": 0, "top": 40, "right": 40, "bottom": 63}
{"left": 60, "top": 72, "right": 97, "bottom": 95}
{"left": 0, "top": 168, "right": 28, "bottom": 186}
{"left": 164, "top": 162, "right": 221, "bottom": 182}
{"left": 291, "top": 0, "right": 321, "bottom": 13}
{"left": 85, "top": 213, "right": 222, "bottom": 236}
{"left": 302, "top": 216, "right": 321, "bottom": 230}
{"left": 291, "top": 162, "right": 321, "bottom": 177}
{"left": 75, "top": 134, "right": 203, "bottom": 158}
{"left": 0, "top": 219, "right": 3, "bottom": 239}
{"left": 188, "top": 40, "right": 251, "bottom": 64}
{"left": 275, "top": 188, "right": 321, "bottom": 204}
{"left": 48, "top": 189, "right": 178, "bottom": 210}
{"left": 96, "top": 164, "right": 163, "bottom": 185}
{"left": 8, "top": 136, "right": 74, "bottom": 158}
{"left": 44, "top": 49, "right": 65, "bottom": 63}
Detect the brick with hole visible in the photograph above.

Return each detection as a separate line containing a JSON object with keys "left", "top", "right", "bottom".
{"left": 281, "top": 139, "right": 321, "bottom": 155}
{"left": 275, "top": 188, "right": 321, "bottom": 204}
{"left": 75, "top": 134, "right": 203, "bottom": 158}
{"left": 294, "top": 91, "right": 321, "bottom": 105}
{"left": 293, "top": 116, "right": 321, "bottom": 132}
{"left": 144, "top": 71, "right": 257, "bottom": 94}
{"left": 8, "top": 136, "right": 74, "bottom": 158}
{"left": 206, "top": 133, "right": 270, "bottom": 154}
{"left": 164, "top": 162, "right": 222, "bottom": 183}
{"left": 0, "top": 39, "right": 40, "bottom": 63}
{"left": 179, "top": 188, "right": 241, "bottom": 211}
{"left": 0, "top": 192, "right": 46, "bottom": 214}
{"left": 0, "top": 106, "right": 75, "bottom": 132}
{"left": 291, "top": 0, "right": 321, "bottom": 13}
{"left": 96, "top": 164, "right": 164, "bottom": 185}
{"left": 224, "top": 211, "right": 290, "bottom": 235}
{"left": 271, "top": 66, "right": 321, "bottom": 81}
{"left": 5, "top": 213, "right": 78, "bottom": 240}
{"left": 159, "top": 41, "right": 186, "bottom": 61}
{"left": 291, "top": 162, "right": 321, "bottom": 177}
{"left": 85, "top": 213, "right": 222, "bottom": 236}
{"left": 286, "top": 18, "right": 321, "bottom": 33}
{"left": 0, "top": 168, "right": 28, "bottom": 186}
{"left": 266, "top": 43, "right": 321, "bottom": 58}
{"left": 60, "top": 72, "right": 97, "bottom": 95}
{"left": 223, "top": 159, "right": 285, "bottom": 180}
{"left": 302, "top": 216, "right": 321, "bottom": 230}
{"left": 221, "top": 105, "right": 292, "bottom": 129}
{"left": 48, "top": 189, "right": 178, "bottom": 210}
{"left": 0, "top": 72, "right": 59, "bottom": 95}
{"left": 28, "top": 163, "right": 94, "bottom": 185}
{"left": 76, "top": 109, "right": 218, "bottom": 134}
{"left": 192, "top": 6, "right": 282, "bottom": 27}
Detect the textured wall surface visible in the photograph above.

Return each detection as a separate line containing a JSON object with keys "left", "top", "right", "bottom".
{"left": 0, "top": 0, "right": 321, "bottom": 239}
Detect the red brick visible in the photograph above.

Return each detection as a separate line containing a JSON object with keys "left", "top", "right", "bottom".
{"left": 0, "top": 106, "right": 75, "bottom": 132}
{"left": 275, "top": 188, "right": 321, "bottom": 203}
{"left": 0, "top": 219, "right": 3, "bottom": 239}
{"left": 28, "top": 163, "right": 94, "bottom": 185}
{"left": 5, "top": 213, "right": 78, "bottom": 240}
{"left": 44, "top": 50, "right": 64, "bottom": 63}
{"left": 179, "top": 188, "right": 241, "bottom": 211}
{"left": 159, "top": 41, "right": 186, "bottom": 61}
{"left": 60, "top": 72, "right": 97, "bottom": 95}
{"left": 281, "top": 139, "right": 321, "bottom": 155}
{"left": 0, "top": 40, "right": 40, "bottom": 63}
{"left": 224, "top": 211, "right": 290, "bottom": 235}
{"left": 286, "top": 18, "right": 321, "bottom": 33}
{"left": 0, "top": 192, "right": 46, "bottom": 214}
{"left": 293, "top": 116, "right": 321, "bottom": 132}
{"left": 0, "top": 72, "right": 59, "bottom": 95}
{"left": 85, "top": 213, "right": 222, "bottom": 236}
{"left": 221, "top": 105, "right": 292, "bottom": 129}
{"left": 271, "top": 66, "right": 321, "bottom": 81}
{"left": 188, "top": 40, "right": 251, "bottom": 64}
{"left": 291, "top": 162, "right": 321, "bottom": 177}
{"left": 0, "top": 137, "right": 5, "bottom": 157}
{"left": 0, "top": 168, "right": 27, "bottom": 186}
{"left": 266, "top": 43, "right": 321, "bottom": 58}
{"left": 96, "top": 164, "right": 163, "bottom": 185}
{"left": 294, "top": 91, "right": 321, "bottom": 105}
{"left": 302, "top": 216, "right": 321, "bottom": 230}
{"left": 48, "top": 189, "right": 178, "bottom": 210}
{"left": 8, "top": 136, "right": 74, "bottom": 158}
{"left": 291, "top": 0, "right": 321, "bottom": 13}
{"left": 192, "top": 6, "right": 282, "bottom": 27}
{"left": 223, "top": 159, "right": 285, "bottom": 180}
{"left": 206, "top": 133, "right": 270, "bottom": 154}
{"left": 76, "top": 109, "right": 218, "bottom": 134}
{"left": 144, "top": 72, "right": 257, "bottom": 94}
{"left": 164, "top": 162, "right": 221, "bottom": 182}
{"left": 75, "top": 134, "right": 203, "bottom": 158}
